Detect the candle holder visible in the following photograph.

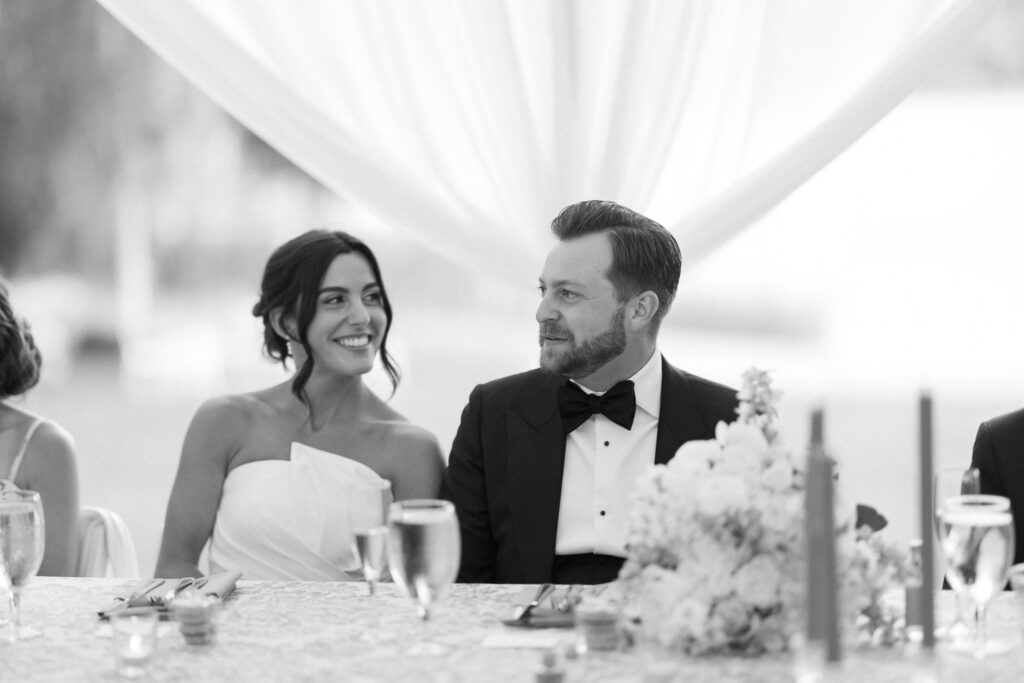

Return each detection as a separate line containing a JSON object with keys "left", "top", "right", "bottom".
{"left": 111, "top": 608, "right": 158, "bottom": 678}
{"left": 573, "top": 600, "right": 621, "bottom": 655}
{"left": 172, "top": 591, "right": 221, "bottom": 646}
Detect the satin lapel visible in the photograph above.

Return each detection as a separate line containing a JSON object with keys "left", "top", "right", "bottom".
{"left": 655, "top": 359, "right": 712, "bottom": 465}
{"left": 506, "top": 375, "right": 564, "bottom": 582}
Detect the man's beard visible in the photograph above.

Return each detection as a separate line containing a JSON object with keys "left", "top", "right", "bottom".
{"left": 539, "top": 305, "right": 627, "bottom": 379}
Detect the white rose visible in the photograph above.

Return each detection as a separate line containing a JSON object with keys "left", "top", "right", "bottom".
{"left": 733, "top": 555, "right": 783, "bottom": 609}
{"left": 671, "top": 438, "right": 721, "bottom": 472}
{"left": 760, "top": 459, "right": 794, "bottom": 493}
{"left": 695, "top": 474, "right": 748, "bottom": 516}
{"left": 718, "top": 440, "right": 762, "bottom": 480}
{"left": 720, "top": 421, "right": 768, "bottom": 452}
{"left": 709, "top": 596, "right": 752, "bottom": 639}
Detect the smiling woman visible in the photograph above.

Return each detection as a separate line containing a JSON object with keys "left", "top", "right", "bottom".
{"left": 153, "top": 230, "right": 444, "bottom": 581}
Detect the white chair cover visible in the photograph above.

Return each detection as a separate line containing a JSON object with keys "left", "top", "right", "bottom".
{"left": 76, "top": 505, "right": 140, "bottom": 578}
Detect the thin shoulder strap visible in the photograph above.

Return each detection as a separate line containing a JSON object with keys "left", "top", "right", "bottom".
{"left": 7, "top": 418, "right": 44, "bottom": 483}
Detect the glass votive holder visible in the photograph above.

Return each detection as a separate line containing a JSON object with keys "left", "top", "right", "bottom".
{"left": 111, "top": 608, "right": 158, "bottom": 679}
{"left": 573, "top": 599, "right": 620, "bottom": 655}
{"left": 1006, "top": 564, "right": 1024, "bottom": 632}
{"left": 172, "top": 591, "right": 221, "bottom": 646}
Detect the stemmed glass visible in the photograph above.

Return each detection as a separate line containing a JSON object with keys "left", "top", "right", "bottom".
{"left": 933, "top": 467, "right": 980, "bottom": 642}
{"left": 0, "top": 488, "right": 45, "bottom": 641}
{"left": 348, "top": 479, "right": 393, "bottom": 596}
{"left": 940, "top": 494, "right": 1015, "bottom": 658}
{"left": 387, "top": 499, "right": 460, "bottom": 621}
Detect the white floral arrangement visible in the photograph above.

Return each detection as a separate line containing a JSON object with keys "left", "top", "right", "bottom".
{"left": 619, "top": 368, "right": 908, "bottom": 656}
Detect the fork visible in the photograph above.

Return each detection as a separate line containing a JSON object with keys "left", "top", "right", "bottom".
{"left": 149, "top": 577, "right": 195, "bottom": 605}
{"left": 555, "top": 584, "right": 583, "bottom": 612}
{"left": 125, "top": 578, "right": 165, "bottom": 607}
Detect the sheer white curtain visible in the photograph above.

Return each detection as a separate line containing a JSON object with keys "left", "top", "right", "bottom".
{"left": 96, "top": 0, "right": 998, "bottom": 284}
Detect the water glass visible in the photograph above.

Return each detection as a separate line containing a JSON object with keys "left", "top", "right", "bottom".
{"left": 111, "top": 608, "right": 158, "bottom": 678}
{"left": 387, "top": 499, "right": 460, "bottom": 620}
{"left": 933, "top": 467, "right": 981, "bottom": 642}
{"left": 0, "top": 488, "right": 45, "bottom": 641}
{"left": 349, "top": 479, "right": 393, "bottom": 595}
{"left": 941, "top": 494, "right": 1015, "bottom": 658}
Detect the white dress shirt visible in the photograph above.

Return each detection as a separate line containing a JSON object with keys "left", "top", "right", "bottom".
{"left": 555, "top": 351, "right": 662, "bottom": 557}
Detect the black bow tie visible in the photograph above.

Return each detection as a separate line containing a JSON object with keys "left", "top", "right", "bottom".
{"left": 557, "top": 380, "right": 636, "bottom": 433}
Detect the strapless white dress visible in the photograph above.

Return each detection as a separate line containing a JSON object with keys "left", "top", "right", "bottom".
{"left": 208, "top": 442, "right": 390, "bottom": 581}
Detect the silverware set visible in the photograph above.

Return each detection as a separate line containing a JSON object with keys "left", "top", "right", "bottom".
{"left": 100, "top": 576, "right": 210, "bottom": 618}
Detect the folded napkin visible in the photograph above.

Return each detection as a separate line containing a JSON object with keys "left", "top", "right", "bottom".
{"left": 195, "top": 570, "right": 242, "bottom": 600}
{"left": 97, "top": 571, "right": 242, "bottom": 620}
{"left": 501, "top": 607, "right": 575, "bottom": 629}
{"left": 500, "top": 585, "right": 575, "bottom": 629}
{"left": 500, "top": 583, "right": 623, "bottom": 629}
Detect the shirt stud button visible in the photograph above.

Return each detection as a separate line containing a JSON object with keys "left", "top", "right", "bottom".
{"left": 603, "top": 441, "right": 610, "bottom": 447}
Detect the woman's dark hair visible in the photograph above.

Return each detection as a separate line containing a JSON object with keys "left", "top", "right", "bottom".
{"left": 252, "top": 230, "right": 400, "bottom": 403}
{"left": 0, "top": 280, "right": 42, "bottom": 399}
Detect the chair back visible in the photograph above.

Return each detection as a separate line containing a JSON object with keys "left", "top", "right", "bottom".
{"left": 76, "top": 505, "right": 140, "bottom": 578}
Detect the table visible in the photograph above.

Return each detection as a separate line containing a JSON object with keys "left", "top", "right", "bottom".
{"left": 2, "top": 579, "right": 1024, "bottom": 682}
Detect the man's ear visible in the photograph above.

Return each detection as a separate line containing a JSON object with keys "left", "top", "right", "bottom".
{"left": 627, "top": 291, "right": 660, "bottom": 332}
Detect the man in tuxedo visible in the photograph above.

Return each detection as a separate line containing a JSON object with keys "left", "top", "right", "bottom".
{"left": 970, "top": 407, "right": 1024, "bottom": 566}
{"left": 441, "top": 200, "right": 738, "bottom": 584}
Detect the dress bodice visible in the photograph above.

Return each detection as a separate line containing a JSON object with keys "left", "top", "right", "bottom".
{"left": 208, "top": 442, "right": 390, "bottom": 581}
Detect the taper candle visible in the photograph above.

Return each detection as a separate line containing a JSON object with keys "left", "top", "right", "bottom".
{"left": 919, "top": 392, "right": 935, "bottom": 649}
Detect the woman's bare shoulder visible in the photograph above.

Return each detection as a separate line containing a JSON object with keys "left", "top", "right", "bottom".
{"left": 192, "top": 389, "right": 280, "bottom": 431}
{"left": 379, "top": 420, "right": 442, "bottom": 459}
{"left": 25, "top": 419, "right": 76, "bottom": 461}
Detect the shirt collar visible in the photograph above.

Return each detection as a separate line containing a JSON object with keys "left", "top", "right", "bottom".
{"left": 629, "top": 349, "right": 662, "bottom": 419}
{"left": 571, "top": 349, "right": 662, "bottom": 419}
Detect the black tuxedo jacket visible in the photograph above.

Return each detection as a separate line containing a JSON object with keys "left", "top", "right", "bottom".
{"left": 971, "top": 407, "right": 1024, "bottom": 566}
{"left": 440, "top": 357, "right": 738, "bottom": 583}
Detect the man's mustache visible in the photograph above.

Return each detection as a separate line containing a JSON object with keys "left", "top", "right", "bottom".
{"left": 539, "top": 323, "right": 572, "bottom": 343}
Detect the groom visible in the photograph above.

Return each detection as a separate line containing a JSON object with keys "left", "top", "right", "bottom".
{"left": 441, "top": 200, "right": 738, "bottom": 584}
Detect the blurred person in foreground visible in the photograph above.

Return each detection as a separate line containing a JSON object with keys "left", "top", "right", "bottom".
{"left": 441, "top": 200, "right": 738, "bottom": 584}
{"left": 155, "top": 230, "right": 444, "bottom": 580}
{"left": 970, "top": 408, "right": 1024, "bottom": 566}
{"left": 0, "top": 279, "right": 79, "bottom": 576}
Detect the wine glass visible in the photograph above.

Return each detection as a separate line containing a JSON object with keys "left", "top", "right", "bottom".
{"left": 941, "top": 494, "right": 1015, "bottom": 658}
{"left": 933, "top": 467, "right": 980, "bottom": 641}
{"left": 387, "top": 499, "right": 460, "bottom": 621}
{"left": 0, "top": 488, "right": 45, "bottom": 641}
{"left": 348, "top": 479, "right": 392, "bottom": 596}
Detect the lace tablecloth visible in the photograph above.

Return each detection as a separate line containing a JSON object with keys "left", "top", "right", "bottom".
{"left": 2, "top": 578, "right": 1024, "bottom": 682}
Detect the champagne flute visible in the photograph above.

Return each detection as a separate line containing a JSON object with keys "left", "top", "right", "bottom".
{"left": 0, "top": 488, "right": 45, "bottom": 641}
{"left": 349, "top": 479, "right": 392, "bottom": 596}
{"left": 941, "top": 494, "right": 1015, "bottom": 658}
{"left": 387, "top": 499, "right": 460, "bottom": 621}
{"left": 933, "top": 467, "right": 980, "bottom": 641}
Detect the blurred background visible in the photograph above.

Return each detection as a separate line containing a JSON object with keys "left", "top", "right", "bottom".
{"left": 2, "top": 0, "right": 1023, "bottom": 574}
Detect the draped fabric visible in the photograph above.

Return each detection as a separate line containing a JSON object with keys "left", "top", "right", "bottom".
{"left": 94, "top": 0, "right": 998, "bottom": 285}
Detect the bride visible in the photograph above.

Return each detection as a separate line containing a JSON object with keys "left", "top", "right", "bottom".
{"left": 155, "top": 230, "right": 443, "bottom": 580}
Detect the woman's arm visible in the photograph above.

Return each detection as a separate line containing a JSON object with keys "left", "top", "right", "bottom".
{"left": 389, "top": 425, "right": 444, "bottom": 502}
{"left": 154, "top": 396, "right": 242, "bottom": 578}
{"left": 22, "top": 422, "right": 79, "bottom": 577}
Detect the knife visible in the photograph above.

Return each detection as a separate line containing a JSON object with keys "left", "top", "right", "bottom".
{"left": 97, "top": 578, "right": 165, "bottom": 617}
{"left": 513, "top": 583, "right": 556, "bottom": 623}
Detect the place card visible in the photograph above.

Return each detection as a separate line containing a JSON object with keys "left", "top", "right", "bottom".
{"left": 481, "top": 632, "right": 569, "bottom": 649}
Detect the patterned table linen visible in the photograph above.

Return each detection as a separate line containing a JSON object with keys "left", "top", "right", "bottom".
{"left": 1, "top": 578, "right": 1023, "bottom": 682}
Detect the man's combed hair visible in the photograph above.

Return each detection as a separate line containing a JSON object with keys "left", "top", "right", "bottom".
{"left": 0, "top": 281, "right": 42, "bottom": 399}
{"left": 550, "top": 200, "right": 682, "bottom": 325}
